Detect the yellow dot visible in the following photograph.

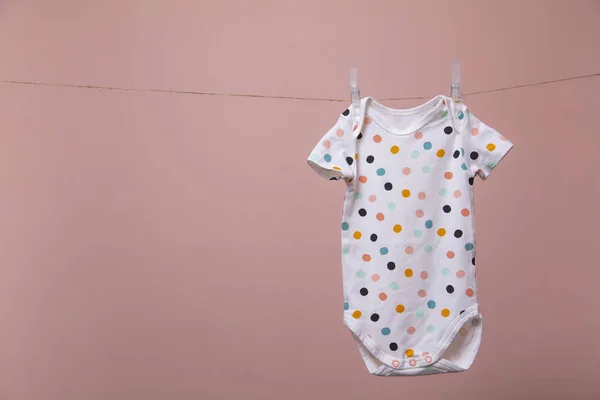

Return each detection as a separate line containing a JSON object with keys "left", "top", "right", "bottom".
{"left": 441, "top": 308, "right": 450, "bottom": 317}
{"left": 405, "top": 349, "right": 414, "bottom": 357}
{"left": 390, "top": 145, "right": 400, "bottom": 154}
{"left": 354, "top": 153, "right": 359, "bottom": 160}
{"left": 486, "top": 143, "right": 496, "bottom": 151}
{"left": 352, "top": 310, "right": 362, "bottom": 319}
{"left": 402, "top": 189, "right": 411, "bottom": 198}
{"left": 353, "top": 231, "right": 362, "bottom": 239}
{"left": 437, "top": 228, "right": 446, "bottom": 237}
{"left": 393, "top": 224, "right": 402, "bottom": 233}
{"left": 396, "top": 304, "right": 405, "bottom": 313}
{"left": 404, "top": 268, "right": 413, "bottom": 278}
{"left": 436, "top": 149, "right": 445, "bottom": 158}
{"left": 333, "top": 166, "right": 341, "bottom": 171}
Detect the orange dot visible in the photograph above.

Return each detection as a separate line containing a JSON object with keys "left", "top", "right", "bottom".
{"left": 407, "top": 326, "right": 416, "bottom": 335}
{"left": 405, "top": 246, "right": 414, "bottom": 254}
{"left": 418, "top": 192, "right": 426, "bottom": 200}
{"left": 404, "top": 268, "right": 413, "bottom": 278}
{"left": 402, "top": 167, "right": 411, "bottom": 175}
{"left": 336, "top": 129, "right": 345, "bottom": 137}
{"left": 379, "top": 292, "right": 388, "bottom": 301}
{"left": 352, "top": 310, "right": 362, "bottom": 319}
{"left": 418, "top": 290, "right": 427, "bottom": 298}
{"left": 466, "top": 288, "right": 475, "bottom": 297}
{"left": 332, "top": 166, "right": 341, "bottom": 171}
{"left": 362, "top": 254, "right": 371, "bottom": 262}
{"left": 453, "top": 190, "right": 461, "bottom": 198}
{"left": 414, "top": 131, "right": 423, "bottom": 139}
{"left": 471, "top": 127, "right": 480, "bottom": 136}
{"left": 441, "top": 308, "right": 450, "bottom": 317}
{"left": 459, "top": 327, "right": 469, "bottom": 336}
{"left": 461, "top": 208, "right": 471, "bottom": 216}
{"left": 444, "top": 171, "right": 453, "bottom": 179}
{"left": 353, "top": 124, "right": 358, "bottom": 131}
{"left": 376, "top": 213, "right": 385, "bottom": 221}
{"left": 393, "top": 224, "right": 402, "bottom": 233}
{"left": 447, "top": 251, "right": 455, "bottom": 259}
{"left": 322, "top": 140, "right": 331, "bottom": 148}
{"left": 456, "top": 270, "right": 466, "bottom": 278}
{"left": 371, "top": 273, "right": 380, "bottom": 281}
{"left": 437, "top": 228, "right": 446, "bottom": 237}
{"left": 358, "top": 175, "right": 368, "bottom": 183}
{"left": 402, "top": 189, "right": 411, "bottom": 198}
{"left": 373, "top": 134, "right": 382, "bottom": 143}
{"left": 369, "top": 194, "right": 377, "bottom": 202}
{"left": 364, "top": 117, "right": 372, "bottom": 125}
{"left": 353, "top": 231, "right": 362, "bottom": 239}
{"left": 405, "top": 349, "right": 415, "bottom": 357}
{"left": 486, "top": 143, "right": 496, "bottom": 151}
{"left": 415, "top": 209, "right": 424, "bottom": 218}
{"left": 396, "top": 304, "right": 405, "bottom": 313}
{"left": 420, "top": 271, "right": 428, "bottom": 280}
{"left": 436, "top": 149, "right": 445, "bottom": 158}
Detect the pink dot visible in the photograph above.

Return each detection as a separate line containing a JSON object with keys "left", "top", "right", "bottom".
{"left": 418, "top": 192, "right": 426, "bottom": 200}
{"left": 405, "top": 246, "right": 414, "bottom": 255}
{"left": 415, "top": 209, "right": 424, "bottom": 218}
{"left": 373, "top": 135, "right": 382, "bottom": 143}
{"left": 371, "top": 274, "right": 380, "bottom": 282}
{"left": 322, "top": 140, "right": 331, "bottom": 149}
{"left": 456, "top": 270, "right": 466, "bottom": 278}
{"left": 414, "top": 131, "right": 423, "bottom": 139}
{"left": 336, "top": 129, "right": 345, "bottom": 137}
{"left": 369, "top": 195, "right": 377, "bottom": 202}
{"left": 471, "top": 127, "right": 480, "bottom": 136}
{"left": 418, "top": 290, "right": 427, "bottom": 298}
{"left": 420, "top": 271, "right": 428, "bottom": 280}
{"left": 402, "top": 167, "right": 411, "bottom": 175}
{"left": 364, "top": 117, "right": 372, "bottom": 125}
{"left": 453, "top": 190, "right": 462, "bottom": 198}
{"left": 407, "top": 326, "right": 416, "bottom": 335}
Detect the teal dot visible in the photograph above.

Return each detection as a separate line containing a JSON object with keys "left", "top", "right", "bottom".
{"left": 465, "top": 243, "right": 474, "bottom": 251}
{"left": 342, "top": 247, "right": 349, "bottom": 255}
{"left": 439, "top": 188, "right": 447, "bottom": 196}
{"left": 377, "top": 168, "right": 386, "bottom": 176}
{"left": 357, "top": 271, "right": 365, "bottom": 278}
{"left": 458, "top": 110, "right": 465, "bottom": 120}
{"left": 341, "top": 222, "right": 349, "bottom": 231}
{"left": 461, "top": 147, "right": 465, "bottom": 157}
{"left": 422, "top": 166, "right": 431, "bottom": 174}
{"left": 461, "top": 163, "right": 468, "bottom": 171}
{"left": 416, "top": 309, "right": 425, "bottom": 318}
{"left": 427, "top": 325, "right": 436, "bottom": 333}
{"left": 309, "top": 153, "right": 320, "bottom": 161}
{"left": 381, "top": 327, "right": 391, "bottom": 336}
{"left": 390, "top": 282, "right": 400, "bottom": 291}
{"left": 441, "top": 111, "right": 449, "bottom": 119}
{"left": 427, "top": 300, "right": 436, "bottom": 309}
{"left": 388, "top": 202, "right": 396, "bottom": 211}
{"left": 380, "top": 247, "right": 389, "bottom": 255}
{"left": 425, "top": 220, "right": 433, "bottom": 229}
{"left": 344, "top": 302, "right": 349, "bottom": 310}
{"left": 423, "top": 141, "right": 432, "bottom": 150}
{"left": 414, "top": 230, "right": 423, "bottom": 238}
{"left": 411, "top": 150, "right": 420, "bottom": 159}
{"left": 441, "top": 268, "right": 450, "bottom": 276}
{"left": 487, "top": 161, "right": 496, "bottom": 169}
{"left": 424, "top": 245, "right": 433, "bottom": 253}
{"left": 324, "top": 154, "right": 332, "bottom": 162}
{"left": 355, "top": 192, "right": 363, "bottom": 200}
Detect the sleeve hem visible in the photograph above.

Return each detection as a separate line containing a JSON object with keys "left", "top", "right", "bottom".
{"left": 306, "top": 158, "right": 344, "bottom": 181}
{"left": 479, "top": 142, "right": 514, "bottom": 181}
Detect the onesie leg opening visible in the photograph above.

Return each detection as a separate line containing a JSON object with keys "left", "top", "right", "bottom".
{"left": 437, "top": 313, "right": 483, "bottom": 371}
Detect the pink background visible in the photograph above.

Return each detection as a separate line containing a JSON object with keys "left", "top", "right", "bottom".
{"left": 0, "top": 1, "right": 599, "bottom": 399}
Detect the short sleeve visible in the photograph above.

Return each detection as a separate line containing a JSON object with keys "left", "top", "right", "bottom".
{"left": 460, "top": 107, "right": 514, "bottom": 180}
{"left": 306, "top": 111, "right": 356, "bottom": 181}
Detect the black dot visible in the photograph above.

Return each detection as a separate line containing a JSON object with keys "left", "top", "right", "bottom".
{"left": 472, "top": 257, "right": 476, "bottom": 265}
{"left": 370, "top": 233, "right": 378, "bottom": 242}
{"left": 346, "top": 156, "right": 353, "bottom": 165}
{"left": 384, "top": 182, "right": 393, "bottom": 191}
{"left": 358, "top": 208, "right": 367, "bottom": 217}
{"left": 444, "top": 126, "right": 453, "bottom": 134}
{"left": 366, "top": 155, "right": 375, "bottom": 163}
{"left": 370, "top": 313, "right": 380, "bottom": 322}
{"left": 342, "top": 109, "right": 350, "bottom": 116}
{"left": 443, "top": 205, "right": 451, "bottom": 213}
{"left": 470, "top": 151, "right": 479, "bottom": 160}
{"left": 389, "top": 342, "right": 398, "bottom": 351}
{"left": 460, "top": 309, "right": 465, "bottom": 315}
{"left": 357, "top": 132, "right": 363, "bottom": 140}
{"left": 468, "top": 177, "right": 474, "bottom": 185}
{"left": 453, "top": 150, "right": 460, "bottom": 158}
{"left": 360, "top": 288, "right": 369, "bottom": 296}
{"left": 446, "top": 285, "right": 455, "bottom": 294}
{"left": 387, "top": 261, "right": 396, "bottom": 270}
{"left": 454, "top": 229, "right": 463, "bottom": 238}
{"left": 329, "top": 177, "right": 337, "bottom": 181}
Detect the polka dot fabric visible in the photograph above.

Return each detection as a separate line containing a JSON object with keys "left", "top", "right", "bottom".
{"left": 306, "top": 95, "right": 513, "bottom": 376}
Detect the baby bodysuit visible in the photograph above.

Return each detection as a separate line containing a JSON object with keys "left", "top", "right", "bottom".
{"left": 307, "top": 95, "right": 513, "bottom": 376}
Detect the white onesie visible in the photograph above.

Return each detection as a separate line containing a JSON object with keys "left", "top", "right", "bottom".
{"left": 307, "top": 95, "right": 513, "bottom": 376}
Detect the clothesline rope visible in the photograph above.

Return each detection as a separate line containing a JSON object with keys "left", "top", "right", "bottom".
{"left": 1, "top": 72, "right": 598, "bottom": 102}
